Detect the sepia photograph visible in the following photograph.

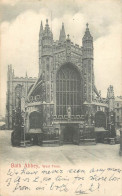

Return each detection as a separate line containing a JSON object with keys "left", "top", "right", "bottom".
{"left": 0, "top": 0, "right": 122, "bottom": 195}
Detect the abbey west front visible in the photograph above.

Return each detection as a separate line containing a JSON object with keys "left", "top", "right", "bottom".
{"left": 6, "top": 20, "right": 122, "bottom": 146}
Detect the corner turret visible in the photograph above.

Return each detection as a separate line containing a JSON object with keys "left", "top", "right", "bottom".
{"left": 107, "top": 85, "right": 115, "bottom": 112}
{"left": 6, "top": 64, "right": 14, "bottom": 129}
{"left": 82, "top": 23, "right": 93, "bottom": 59}
{"left": 38, "top": 19, "right": 54, "bottom": 103}
{"left": 39, "top": 21, "right": 43, "bottom": 76}
{"left": 39, "top": 19, "right": 53, "bottom": 76}
{"left": 42, "top": 19, "right": 53, "bottom": 56}
{"left": 82, "top": 24, "right": 94, "bottom": 103}
{"left": 107, "top": 85, "right": 115, "bottom": 131}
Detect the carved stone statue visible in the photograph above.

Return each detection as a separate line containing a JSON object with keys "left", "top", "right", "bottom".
{"left": 67, "top": 106, "right": 71, "bottom": 119}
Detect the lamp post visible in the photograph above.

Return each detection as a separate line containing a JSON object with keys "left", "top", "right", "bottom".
{"left": 21, "top": 110, "right": 26, "bottom": 147}
{"left": 110, "top": 112, "right": 115, "bottom": 137}
{"left": 83, "top": 101, "right": 93, "bottom": 125}
{"left": 20, "top": 96, "right": 26, "bottom": 147}
{"left": 119, "top": 123, "right": 122, "bottom": 156}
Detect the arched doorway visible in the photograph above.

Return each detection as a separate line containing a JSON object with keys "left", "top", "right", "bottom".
{"left": 29, "top": 111, "right": 43, "bottom": 129}
{"left": 63, "top": 125, "right": 74, "bottom": 143}
{"left": 95, "top": 111, "right": 108, "bottom": 143}
{"left": 28, "top": 111, "right": 43, "bottom": 145}
{"left": 60, "top": 124, "right": 79, "bottom": 144}
{"left": 95, "top": 111, "right": 106, "bottom": 128}
{"left": 56, "top": 64, "right": 82, "bottom": 116}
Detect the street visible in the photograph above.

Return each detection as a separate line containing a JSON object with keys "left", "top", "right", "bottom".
{"left": 0, "top": 130, "right": 122, "bottom": 196}
{"left": 0, "top": 130, "right": 121, "bottom": 166}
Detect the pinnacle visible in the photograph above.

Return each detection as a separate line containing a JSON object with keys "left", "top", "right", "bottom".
{"left": 59, "top": 22, "right": 66, "bottom": 42}
{"left": 67, "top": 34, "right": 70, "bottom": 39}
{"left": 46, "top": 19, "right": 48, "bottom": 25}
{"left": 83, "top": 23, "right": 92, "bottom": 41}
{"left": 26, "top": 71, "right": 28, "bottom": 77}
{"left": 41, "top": 20, "right": 43, "bottom": 27}
{"left": 86, "top": 23, "right": 89, "bottom": 29}
{"left": 62, "top": 22, "right": 64, "bottom": 28}
{"left": 39, "top": 20, "right": 43, "bottom": 35}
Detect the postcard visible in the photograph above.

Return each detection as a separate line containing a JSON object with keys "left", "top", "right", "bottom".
{"left": 0, "top": 0, "right": 122, "bottom": 195}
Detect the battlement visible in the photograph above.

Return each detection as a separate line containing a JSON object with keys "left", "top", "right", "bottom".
{"left": 14, "top": 76, "right": 37, "bottom": 79}
{"left": 7, "top": 64, "right": 37, "bottom": 81}
{"left": 117, "top": 96, "right": 122, "bottom": 99}
{"left": 52, "top": 39, "right": 82, "bottom": 55}
{"left": 13, "top": 76, "right": 37, "bottom": 83}
{"left": 71, "top": 43, "right": 82, "bottom": 54}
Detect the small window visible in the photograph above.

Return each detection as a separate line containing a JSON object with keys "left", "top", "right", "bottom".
{"left": 46, "top": 57, "right": 49, "bottom": 62}
{"left": 47, "top": 64, "right": 49, "bottom": 71}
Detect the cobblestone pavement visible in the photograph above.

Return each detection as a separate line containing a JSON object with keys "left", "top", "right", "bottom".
{"left": 0, "top": 130, "right": 121, "bottom": 166}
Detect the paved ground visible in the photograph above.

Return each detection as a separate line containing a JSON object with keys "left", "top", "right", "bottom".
{"left": 0, "top": 130, "right": 122, "bottom": 196}
{"left": 0, "top": 130, "right": 122, "bottom": 166}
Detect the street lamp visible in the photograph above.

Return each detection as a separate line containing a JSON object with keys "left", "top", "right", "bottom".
{"left": 20, "top": 96, "right": 26, "bottom": 147}
{"left": 83, "top": 101, "right": 93, "bottom": 125}
{"left": 21, "top": 110, "right": 26, "bottom": 147}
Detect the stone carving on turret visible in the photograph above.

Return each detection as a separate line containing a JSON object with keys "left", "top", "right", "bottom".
{"left": 82, "top": 23, "right": 94, "bottom": 103}
{"left": 67, "top": 106, "right": 71, "bottom": 119}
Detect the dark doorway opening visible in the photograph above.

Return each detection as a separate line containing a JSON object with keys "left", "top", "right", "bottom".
{"left": 29, "top": 111, "right": 43, "bottom": 129}
{"left": 63, "top": 124, "right": 79, "bottom": 144}
{"left": 95, "top": 111, "right": 106, "bottom": 128}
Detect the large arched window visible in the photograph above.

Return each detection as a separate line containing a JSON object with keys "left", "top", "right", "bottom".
{"left": 15, "top": 84, "right": 25, "bottom": 108}
{"left": 56, "top": 64, "right": 82, "bottom": 116}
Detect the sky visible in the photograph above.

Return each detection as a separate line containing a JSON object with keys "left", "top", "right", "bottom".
{"left": 0, "top": 0, "right": 122, "bottom": 116}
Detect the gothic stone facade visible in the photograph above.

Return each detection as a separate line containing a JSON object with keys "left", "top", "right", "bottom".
{"left": 5, "top": 65, "right": 36, "bottom": 129}
{"left": 6, "top": 20, "right": 121, "bottom": 144}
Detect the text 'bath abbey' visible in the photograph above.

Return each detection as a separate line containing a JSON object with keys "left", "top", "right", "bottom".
{"left": 6, "top": 19, "right": 122, "bottom": 146}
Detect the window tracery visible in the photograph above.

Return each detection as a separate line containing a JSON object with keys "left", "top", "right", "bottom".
{"left": 56, "top": 65, "right": 81, "bottom": 116}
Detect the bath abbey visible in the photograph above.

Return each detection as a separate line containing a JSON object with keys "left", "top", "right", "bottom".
{"left": 6, "top": 20, "right": 122, "bottom": 146}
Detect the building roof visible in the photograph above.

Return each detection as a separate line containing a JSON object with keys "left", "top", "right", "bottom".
{"left": 115, "top": 96, "right": 122, "bottom": 102}
{"left": 0, "top": 122, "right": 5, "bottom": 126}
{"left": 95, "top": 127, "right": 109, "bottom": 132}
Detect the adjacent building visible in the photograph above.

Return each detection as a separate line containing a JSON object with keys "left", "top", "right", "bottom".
{"left": 5, "top": 66, "right": 36, "bottom": 129}
{"left": 114, "top": 96, "right": 122, "bottom": 128}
